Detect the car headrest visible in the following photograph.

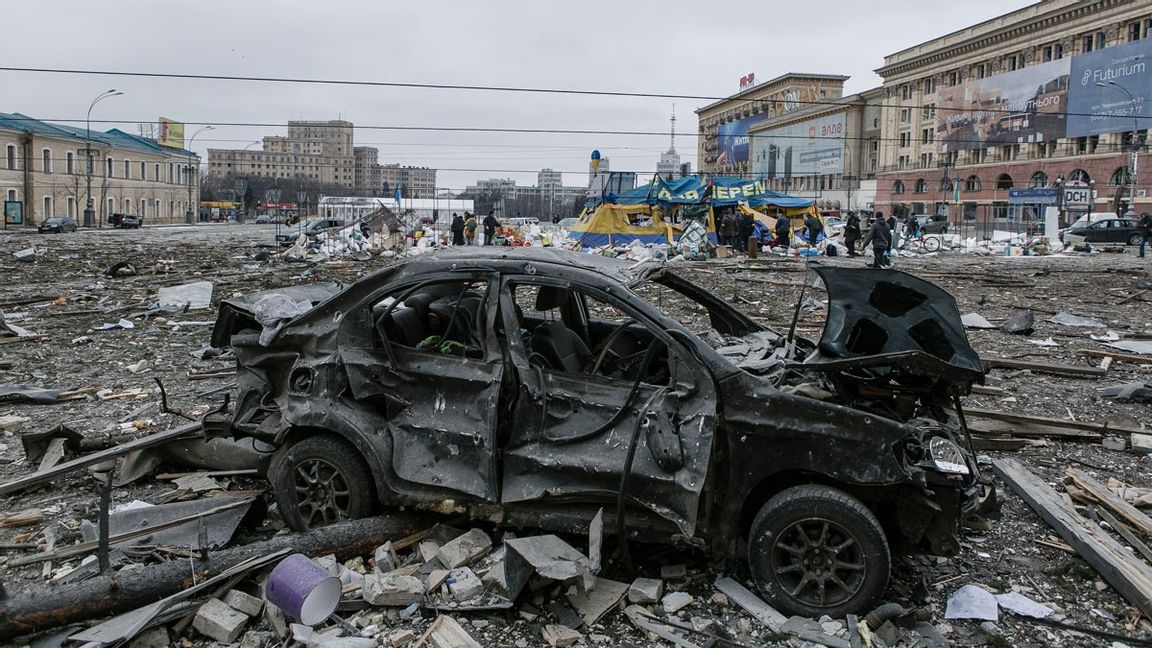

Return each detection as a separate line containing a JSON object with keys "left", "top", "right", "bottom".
{"left": 535, "top": 286, "right": 570, "bottom": 312}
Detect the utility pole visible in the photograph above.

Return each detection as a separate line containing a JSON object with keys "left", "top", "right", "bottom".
{"left": 84, "top": 90, "right": 122, "bottom": 228}
{"left": 1097, "top": 80, "right": 1140, "bottom": 214}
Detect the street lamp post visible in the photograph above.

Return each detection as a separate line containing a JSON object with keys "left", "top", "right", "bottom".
{"left": 1096, "top": 81, "right": 1140, "bottom": 214}
{"left": 83, "top": 89, "right": 122, "bottom": 228}
{"left": 185, "top": 126, "right": 214, "bottom": 224}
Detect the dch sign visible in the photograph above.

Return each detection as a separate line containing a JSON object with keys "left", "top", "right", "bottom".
{"left": 1062, "top": 182, "right": 1092, "bottom": 212}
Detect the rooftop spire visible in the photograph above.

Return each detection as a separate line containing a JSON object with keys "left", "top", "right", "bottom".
{"left": 669, "top": 103, "right": 677, "bottom": 154}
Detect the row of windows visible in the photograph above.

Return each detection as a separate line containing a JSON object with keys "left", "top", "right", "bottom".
{"left": 897, "top": 17, "right": 1152, "bottom": 99}
{"left": 8, "top": 190, "right": 190, "bottom": 220}
{"left": 4, "top": 144, "right": 193, "bottom": 184}
{"left": 890, "top": 168, "right": 1116, "bottom": 194}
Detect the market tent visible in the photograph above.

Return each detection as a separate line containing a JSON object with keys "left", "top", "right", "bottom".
{"left": 567, "top": 203, "right": 717, "bottom": 248}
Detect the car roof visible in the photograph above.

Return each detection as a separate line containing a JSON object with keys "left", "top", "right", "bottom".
{"left": 395, "top": 246, "right": 642, "bottom": 285}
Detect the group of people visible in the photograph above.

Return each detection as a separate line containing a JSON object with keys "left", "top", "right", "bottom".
{"left": 716, "top": 209, "right": 756, "bottom": 252}
{"left": 449, "top": 211, "right": 503, "bottom": 246}
{"left": 715, "top": 208, "right": 828, "bottom": 253}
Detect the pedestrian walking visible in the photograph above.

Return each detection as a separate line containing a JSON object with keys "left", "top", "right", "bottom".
{"left": 804, "top": 212, "right": 824, "bottom": 244}
{"left": 721, "top": 211, "right": 738, "bottom": 247}
{"left": 860, "top": 212, "right": 892, "bottom": 268}
{"left": 887, "top": 214, "right": 901, "bottom": 252}
{"left": 736, "top": 211, "right": 754, "bottom": 253}
{"left": 1139, "top": 211, "right": 1152, "bottom": 258}
{"left": 773, "top": 212, "right": 791, "bottom": 249}
{"left": 482, "top": 211, "right": 499, "bottom": 246}
{"left": 464, "top": 213, "right": 478, "bottom": 245}
{"left": 450, "top": 212, "right": 466, "bottom": 246}
{"left": 844, "top": 211, "right": 861, "bottom": 257}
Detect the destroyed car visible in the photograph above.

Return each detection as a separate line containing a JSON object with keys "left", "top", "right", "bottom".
{"left": 208, "top": 248, "right": 991, "bottom": 616}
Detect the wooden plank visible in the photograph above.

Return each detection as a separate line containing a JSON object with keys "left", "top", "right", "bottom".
{"left": 981, "top": 356, "right": 1106, "bottom": 378}
{"left": 0, "top": 421, "right": 203, "bottom": 496}
{"left": 964, "top": 408, "right": 1143, "bottom": 436}
{"left": 1095, "top": 507, "right": 1152, "bottom": 565}
{"left": 1077, "top": 349, "right": 1152, "bottom": 365}
{"left": 1065, "top": 469, "right": 1152, "bottom": 539}
{"left": 967, "top": 419, "right": 1099, "bottom": 441}
{"left": 714, "top": 576, "right": 787, "bottom": 632}
{"left": 992, "top": 458, "right": 1152, "bottom": 618}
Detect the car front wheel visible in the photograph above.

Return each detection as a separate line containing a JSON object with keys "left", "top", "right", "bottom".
{"left": 1128, "top": 233, "right": 1143, "bottom": 246}
{"left": 270, "top": 434, "right": 375, "bottom": 531}
{"left": 748, "top": 485, "right": 889, "bottom": 617}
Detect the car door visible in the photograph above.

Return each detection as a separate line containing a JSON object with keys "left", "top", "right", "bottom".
{"left": 496, "top": 275, "right": 718, "bottom": 537}
{"left": 339, "top": 274, "right": 503, "bottom": 501}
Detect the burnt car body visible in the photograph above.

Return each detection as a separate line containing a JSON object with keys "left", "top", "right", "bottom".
{"left": 208, "top": 248, "right": 990, "bottom": 616}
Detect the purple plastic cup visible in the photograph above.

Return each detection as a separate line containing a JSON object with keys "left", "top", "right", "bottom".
{"left": 265, "top": 553, "right": 341, "bottom": 625}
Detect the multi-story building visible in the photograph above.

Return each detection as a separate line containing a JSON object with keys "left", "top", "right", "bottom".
{"left": 465, "top": 171, "right": 588, "bottom": 217}
{"left": 695, "top": 74, "right": 883, "bottom": 211}
{"left": 1, "top": 112, "right": 199, "bottom": 226}
{"left": 874, "top": 0, "right": 1152, "bottom": 221}
{"left": 208, "top": 120, "right": 437, "bottom": 197}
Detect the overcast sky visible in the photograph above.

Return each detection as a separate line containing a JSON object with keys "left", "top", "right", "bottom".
{"left": 3, "top": 0, "right": 1033, "bottom": 191}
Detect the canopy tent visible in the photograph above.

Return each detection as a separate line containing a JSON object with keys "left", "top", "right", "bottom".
{"left": 602, "top": 176, "right": 817, "bottom": 208}
{"left": 567, "top": 203, "right": 717, "bottom": 248}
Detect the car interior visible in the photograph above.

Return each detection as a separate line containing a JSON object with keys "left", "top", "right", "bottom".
{"left": 372, "top": 280, "right": 488, "bottom": 358}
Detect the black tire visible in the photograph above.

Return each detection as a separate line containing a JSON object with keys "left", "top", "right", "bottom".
{"left": 270, "top": 434, "right": 375, "bottom": 532}
{"left": 748, "top": 485, "right": 889, "bottom": 617}
{"left": 1128, "top": 233, "right": 1142, "bottom": 246}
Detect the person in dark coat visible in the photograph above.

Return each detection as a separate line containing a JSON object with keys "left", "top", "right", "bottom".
{"left": 804, "top": 213, "right": 824, "bottom": 244}
{"left": 735, "top": 211, "right": 754, "bottom": 252}
{"left": 860, "top": 211, "right": 892, "bottom": 268}
{"left": 482, "top": 211, "right": 499, "bottom": 246}
{"left": 773, "top": 211, "right": 791, "bottom": 249}
{"left": 844, "top": 211, "right": 861, "bottom": 257}
{"left": 1139, "top": 211, "right": 1152, "bottom": 258}
{"left": 450, "top": 213, "right": 466, "bottom": 246}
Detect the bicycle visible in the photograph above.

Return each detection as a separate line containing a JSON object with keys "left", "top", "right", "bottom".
{"left": 897, "top": 229, "right": 942, "bottom": 253}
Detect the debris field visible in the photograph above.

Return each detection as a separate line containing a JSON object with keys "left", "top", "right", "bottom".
{"left": 1, "top": 223, "right": 1151, "bottom": 648}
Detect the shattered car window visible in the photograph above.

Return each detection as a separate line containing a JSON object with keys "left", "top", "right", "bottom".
{"left": 371, "top": 279, "right": 489, "bottom": 358}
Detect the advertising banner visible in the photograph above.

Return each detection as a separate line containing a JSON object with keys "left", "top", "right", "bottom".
{"left": 4, "top": 200, "right": 23, "bottom": 226}
{"left": 1067, "top": 38, "right": 1152, "bottom": 137}
{"left": 158, "top": 118, "right": 185, "bottom": 149}
{"left": 749, "top": 111, "right": 846, "bottom": 178}
{"left": 716, "top": 114, "right": 769, "bottom": 165}
{"left": 937, "top": 58, "right": 1070, "bottom": 152}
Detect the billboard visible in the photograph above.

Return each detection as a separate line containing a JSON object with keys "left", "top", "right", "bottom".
{"left": 1067, "top": 38, "right": 1152, "bottom": 137}
{"left": 937, "top": 58, "right": 1070, "bottom": 152}
{"left": 749, "top": 111, "right": 846, "bottom": 178}
{"left": 158, "top": 118, "right": 185, "bottom": 149}
{"left": 716, "top": 114, "right": 769, "bottom": 165}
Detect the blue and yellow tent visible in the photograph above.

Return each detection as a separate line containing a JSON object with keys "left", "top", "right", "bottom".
{"left": 570, "top": 176, "right": 816, "bottom": 248}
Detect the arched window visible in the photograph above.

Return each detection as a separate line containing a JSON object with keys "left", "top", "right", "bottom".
{"left": 914, "top": 178, "right": 928, "bottom": 193}
{"left": 1029, "top": 171, "right": 1048, "bottom": 188}
{"left": 1069, "top": 169, "right": 1091, "bottom": 184}
{"left": 892, "top": 180, "right": 905, "bottom": 195}
{"left": 996, "top": 173, "right": 1014, "bottom": 190}
{"left": 1109, "top": 167, "right": 1132, "bottom": 186}
{"left": 965, "top": 175, "right": 982, "bottom": 191}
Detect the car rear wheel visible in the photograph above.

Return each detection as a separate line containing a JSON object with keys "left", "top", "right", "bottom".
{"left": 748, "top": 485, "right": 889, "bottom": 617}
{"left": 1129, "top": 233, "right": 1143, "bottom": 246}
{"left": 270, "top": 434, "right": 375, "bottom": 531}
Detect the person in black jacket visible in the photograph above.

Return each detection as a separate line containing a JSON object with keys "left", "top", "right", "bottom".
{"left": 450, "top": 213, "right": 466, "bottom": 246}
{"left": 1139, "top": 212, "right": 1152, "bottom": 258}
{"left": 860, "top": 212, "right": 892, "bottom": 268}
{"left": 482, "top": 211, "right": 499, "bottom": 246}
{"left": 844, "top": 211, "right": 861, "bottom": 257}
{"left": 773, "top": 212, "right": 791, "bottom": 249}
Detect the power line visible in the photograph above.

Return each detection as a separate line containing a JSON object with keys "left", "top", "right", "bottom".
{"left": 2, "top": 65, "right": 1150, "bottom": 121}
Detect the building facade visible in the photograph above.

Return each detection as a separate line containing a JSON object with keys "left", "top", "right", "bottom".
{"left": 1, "top": 113, "right": 199, "bottom": 226}
{"left": 874, "top": 0, "right": 1152, "bottom": 221}
{"left": 208, "top": 120, "right": 438, "bottom": 198}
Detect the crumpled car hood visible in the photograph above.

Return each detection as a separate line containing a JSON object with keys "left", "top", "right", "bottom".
{"left": 210, "top": 282, "right": 343, "bottom": 349}
{"left": 806, "top": 267, "right": 984, "bottom": 389}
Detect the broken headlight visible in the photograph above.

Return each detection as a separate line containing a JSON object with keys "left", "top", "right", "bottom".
{"left": 927, "top": 436, "right": 970, "bottom": 475}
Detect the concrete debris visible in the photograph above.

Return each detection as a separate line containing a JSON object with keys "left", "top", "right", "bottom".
{"left": 945, "top": 585, "right": 999, "bottom": 621}
{"left": 1105, "top": 340, "right": 1152, "bottom": 355}
{"left": 1098, "top": 382, "right": 1152, "bottom": 403}
{"left": 193, "top": 597, "right": 250, "bottom": 643}
{"left": 661, "top": 591, "right": 694, "bottom": 614}
{"left": 627, "top": 577, "right": 664, "bottom": 603}
{"left": 375, "top": 540, "right": 399, "bottom": 573}
{"left": 363, "top": 574, "right": 425, "bottom": 606}
{"left": 158, "top": 280, "right": 214, "bottom": 310}
{"left": 1000, "top": 311, "right": 1035, "bottom": 335}
{"left": 542, "top": 623, "right": 582, "bottom": 647}
{"left": 961, "top": 312, "right": 996, "bottom": 329}
{"left": 1048, "top": 311, "right": 1105, "bottom": 328}
{"left": 435, "top": 528, "right": 493, "bottom": 569}
{"left": 13, "top": 247, "right": 36, "bottom": 262}
{"left": 446, "top": 567, "right": 484, "bottom": 602}
{"left": 223, "top": 589, "right": 265, "bottom": 617}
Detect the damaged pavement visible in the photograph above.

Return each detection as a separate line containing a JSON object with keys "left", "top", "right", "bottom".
{"left": 0, "top": 224, "right": 1151, "bottom": 647}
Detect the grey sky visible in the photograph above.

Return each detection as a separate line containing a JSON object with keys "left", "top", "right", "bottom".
{"left": 3, "top": 0, "right": 1032, "bottom": 191}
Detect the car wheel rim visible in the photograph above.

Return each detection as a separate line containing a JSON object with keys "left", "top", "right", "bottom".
{"left": 294, "top": 458, "right": 352, "bottom": 526}
{"left": 771, "top": 518, "right": 867, "bottom": 608}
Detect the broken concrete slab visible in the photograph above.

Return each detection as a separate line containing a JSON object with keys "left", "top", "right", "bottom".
{"left": 362, "top": 574, "right": 424, "bottom": 606}
{"left": 542, "top": 624, "right": 582, "bottom": 647}
{"left": 566, "top": 577, "right": 629, "bottom": 627}
{"left": 627, "top": 577, "right": 663, "bottom": 603}
{"left": 223, "top": 589, "right": 264, "bottom": 617}
{"left": 435, "top": 528, "right": 492, "bottom": 569}
{"left": 193, "top": 598, "right": 249, "bottom": 643}
{"left": 447, "top": 567, "right": 484, "bottom": 602}
{"left": 1132, "top": 433, "right": 1152, "bottom": 454}
{"left": 375, "top": 541, "right": 399, "bottom": 573}
{"left": 662, "top": 591, "right": 694, "bottom": 614}
{"left": 504, "top": 534, "right": 595, "bottom": 601}
{"left": 418, "top": 615, "right": 481, "bottom": 648}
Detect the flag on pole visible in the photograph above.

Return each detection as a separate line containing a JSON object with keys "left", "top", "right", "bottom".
{"left": 395, "top": 185, "right": 402, "bottom": 208}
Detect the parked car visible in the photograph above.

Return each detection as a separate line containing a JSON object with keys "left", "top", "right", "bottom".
{"left": 254, "top": 214, "right": 271, "bottom": 224}
{"left": 275, "top": 218, "right": 347, "bottom": 246}
{"left": 37, "top": 217, "right": 78, "bottom": 233}
{"left": 1060, "top": 217, "right": 1143, "bottom": 246}
{"left": 207, "top": 248, "right": 990, "bottom": 616}
{"left": 822, "top": 215, "right": 845, "bottom": 235}
{"left": 556, "top": 217, "right": 579, "bottom": 230}
{"left": 915, "top": 214, "right": 950, "bottom": 234}
{"left": 108, "top": 213, "right": 141, "bottom": 229}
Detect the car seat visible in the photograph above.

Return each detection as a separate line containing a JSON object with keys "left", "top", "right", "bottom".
{"left": 372, "top": 293, "right": 437, "bottom": 348}
{"left": 530, "top": 320, "right": 591, "bottom": 373}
